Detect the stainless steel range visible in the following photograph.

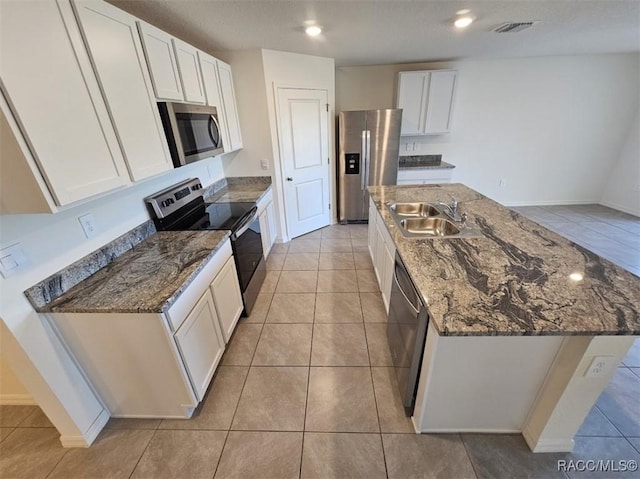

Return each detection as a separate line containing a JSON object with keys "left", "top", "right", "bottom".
{"left": 145, "top": 178, "right": 266, "bottom": 316}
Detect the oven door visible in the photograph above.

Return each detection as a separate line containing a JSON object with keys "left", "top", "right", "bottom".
{"left": 232, "top": 208, "right": 264, "bottom": 299}
{"left": 159, "top": 102, "right": 224, "bottom": 166}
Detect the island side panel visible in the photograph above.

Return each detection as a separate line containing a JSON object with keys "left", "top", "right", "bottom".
{"left": 523, "top": 335, "right": 636, "bottom": 453}
{"left": 413, "top": 322, "right": 563, "bottom": 433}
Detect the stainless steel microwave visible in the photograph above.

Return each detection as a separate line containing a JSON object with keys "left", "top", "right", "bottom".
{"left": 158, "top": 102, "right": 224, "bottom": 167}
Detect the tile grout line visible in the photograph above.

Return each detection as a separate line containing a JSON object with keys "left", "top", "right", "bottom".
{"left": 298, "top": 287, "right": 316, "bottom": 479}
{"left": 126, "top": 428, "right": 157, "bottom": 479}
{"left": 458, "top": 433, "right": 480, "bottom": 479}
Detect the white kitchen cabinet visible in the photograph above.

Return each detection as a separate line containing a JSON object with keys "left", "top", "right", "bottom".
{"left": 72, "top": 0, "right": 173, "bottom": 182}
{"left": 174, "top": 290, "right": 225, "bottom": 400}
{"left": 209, "top": 257, "right": 244, "bottom": 343}
{"left": 172, "top": 38, "right": 206, "bottom": 104}
{"left": 0, "top": 0, "right": 131, "bottom": 211}
{"left": 217, "top": 61, "right": 243, "bottom": 152}
{"left": 368, "top": 198, "right": 396, "bottom": 311}
{"left": 199, "top": 51, "right": 232, "bottom": 152}
{"left": 397, "top": 70, "right": 457, "bottom": 135}
{"left": 48, "top": 239, "right": 242, "bottom": 417}
{"left": 257, "top": 188, "right": 277, "bottom": 258}
{"left": 397, "top": 167, "right": 453, "bottom": 185}
{"left": 137, "top": 21, "right": 184, "bottom": 101}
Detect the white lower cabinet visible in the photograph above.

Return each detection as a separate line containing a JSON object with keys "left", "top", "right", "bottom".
{"left": 257, "top": 188, "right": 277, "bottom": 259}
{"left": 210, "top": 257, "right": 244, "bottom": 343}
{"left": 48, "top": 239, "right": 243, "bottom": 418}
{"left": 368, "top": 198, "right": 396, "bottom": 312}
{"left": 174, "top": 290, "right": 224, "bottom": 401}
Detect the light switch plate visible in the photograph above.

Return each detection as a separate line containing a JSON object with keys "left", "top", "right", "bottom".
{"left": 584, "top": 356, "right": 615, "bottom": 378}
{"left": 0, "top": 243, "right": 30, "bottom": 278}
{"left": 78, "top": 213, "right": 98, "bottom": 238}
{"left": 261, "top": 159, "right": 269, "bottom": 170}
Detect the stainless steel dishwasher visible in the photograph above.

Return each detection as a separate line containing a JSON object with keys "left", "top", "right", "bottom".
{"left": 387, "top": 252, "right": 430, "bottom": 416}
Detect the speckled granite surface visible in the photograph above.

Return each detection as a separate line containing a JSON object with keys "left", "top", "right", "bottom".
{"left": 25, "top": 221, "right": 156, "bottom": 310}
{"left": 36, "top": 231, "right": 230, "bottom": 314}
{"left": 369, "top": 184, "right": 640, "bottom": 337}
{"left": 206, "top": 176, "right": 271, "bottom": 203}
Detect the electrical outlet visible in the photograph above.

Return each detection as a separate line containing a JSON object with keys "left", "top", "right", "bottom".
{"left": 261, "top": 159, "right": 269, "bottom": 170}
{"left": 584, "top": 356, "right": 615, "bottom": 378}
{"left": 207, "top": 164, "right": 215, "bottom": 179}
{"left": 498, "top": 178, "right": 507, "bottom": 188}
{"left": 0, "top": 243, "right": 30, "bottom": 278}
{"left": 78, "top": 213, "right": 98, "bottom": 239}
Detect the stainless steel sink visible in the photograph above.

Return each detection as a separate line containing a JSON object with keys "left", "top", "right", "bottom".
{"left": 389, "top": 202, "right": 440, "bottom": 217}
{"left": 386, "top": 202, "right": 483, "bottom": 239}
{"left": 400, "top": 217, "right": 461, "bottom": 236}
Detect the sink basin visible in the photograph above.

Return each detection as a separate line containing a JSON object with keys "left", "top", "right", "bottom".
{"left": 389, "top": 202, "right": 440, "bottom": 217}
{"left": 399, "top": 217, "right": 461, "bottom": 236}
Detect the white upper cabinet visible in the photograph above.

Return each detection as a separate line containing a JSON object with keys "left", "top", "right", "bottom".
{"left": 172, "top": 38, "right": 206, "bottom": 104}
{"left": 0, "top": 0, "right": 130, "bottom": 209}
{"left": 137, "top": 21, "right": 184, "bottom": 101}
{"left": 217, "top": 61, "right": 243, "bottom": 151}
{"left": 198, "top": 51, "right": 231, "bottom": 151}
{"left": 138, "top": 21, "right": 206, "bottom": 105}
{"left": 397, "top": 70, "right": 457, "bottom": 136}
{"left": 72, "top": 0, "right": 172, "bottom": 181}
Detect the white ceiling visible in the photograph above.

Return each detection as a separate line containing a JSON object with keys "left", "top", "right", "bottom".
{"left": 109, "top": 0, "right": 640, "bottom": 66}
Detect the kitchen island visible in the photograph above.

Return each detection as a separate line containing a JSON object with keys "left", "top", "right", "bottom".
{"left": 368, "top": 184, "right": 639, "bottom": 452}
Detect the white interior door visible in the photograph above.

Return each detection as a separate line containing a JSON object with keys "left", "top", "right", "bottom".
{"left": 276, "top": 88, "right": 331, "bottom": 238}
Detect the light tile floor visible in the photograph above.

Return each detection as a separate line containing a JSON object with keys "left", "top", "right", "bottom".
{"left": 1, "top": 211, "right": 639, "bottom": 478}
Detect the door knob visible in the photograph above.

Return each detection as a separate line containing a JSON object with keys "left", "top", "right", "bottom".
{"left": 286, "top": 177, "right": 293, "bottom": 181}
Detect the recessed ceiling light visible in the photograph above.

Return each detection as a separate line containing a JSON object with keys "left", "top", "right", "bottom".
{"left": 456, "top": 9, "right": 471, "bottom": 15}
{"left": 454, "top": 15, "right": 475, "bottom": 28}
{"left": 305, "top": 25, "right": 322, "bottom": 37}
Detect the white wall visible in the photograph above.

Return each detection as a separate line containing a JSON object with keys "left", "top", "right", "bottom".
{"left": 337, "top": 53, "right": 639, "bottom": 206}
{"left": 0, "top": 157, "right": 224, "bottom": 440}
{"left": 261, "top": 49, "right": 336, "bottom": 237}
{"left": 600, "top": 110, "right": 640, "bottom": 216}
{"left": 0, "top": 354, "right": 34, "bottom": 405}
{"left": 216, "top": 49, "right": 274, "bottom": 178}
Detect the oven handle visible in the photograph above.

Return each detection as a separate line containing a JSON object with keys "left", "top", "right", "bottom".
{"left": 232, "top": 206, "right": 259, "bottom": 240}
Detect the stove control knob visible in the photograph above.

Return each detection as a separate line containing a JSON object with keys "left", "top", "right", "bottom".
{"left": 161, "top": 198, "right": 175, "bottom": 208}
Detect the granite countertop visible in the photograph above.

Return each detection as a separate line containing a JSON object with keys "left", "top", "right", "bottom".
{"left": 205, "top": 176, "right": 271, "bottom": 204}
{"left": 398, "top": 155, "right": 455, "bottom": 170}
{"left": 39, "top": 231, "right": 230, "bottom": 314}
{"left": 368, "top": 184, "right": 640, "bottom": 337}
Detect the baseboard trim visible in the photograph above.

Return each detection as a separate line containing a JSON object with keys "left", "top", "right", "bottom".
{"left": 522, "top": 425, "right": 575, "bottom": 453}
{"left": 0, "top": 394, "right": 37, "bottom": 405}
{"left": 599, "top": 200, "right": 640, "bottom": 218}
{"left": 419, "top": 427, "right": 521, "bottom": 434}
{"left": 59, "top": 408, "right": 109, "bottom": 448}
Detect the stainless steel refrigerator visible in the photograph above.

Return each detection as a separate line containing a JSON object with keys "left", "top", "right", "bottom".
{"left": 338, "top": 109, "right": 402, "bottom": 223}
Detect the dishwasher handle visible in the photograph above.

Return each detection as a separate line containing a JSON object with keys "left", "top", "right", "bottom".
{"left": 393, "top": 256, "right": 422, "bottom": 315}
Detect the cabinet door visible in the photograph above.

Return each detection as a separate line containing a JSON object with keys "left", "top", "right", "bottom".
{"left": 397, "top": 72, "right": 428, "bottom": 136}
{"left": 267, "top": 201, "right": 278, "bottom": 251}
{"left": 172, "top": 38, "right": 206, "bottom": 104}
{"left": 259, "top": 209, "right": 271, "bottom": 260}
{"left": 217, "top": 61, "right": 243, "bottom": 151}
{"left": 137, "top": 21, "right": 183, "bottom": 101}
{"left": 374, "top": 220, "right": 386, "bottom": 286}
{"left": 381, "top": 237, "right": 395, "bottom": 312}
{"left": 425, "top": 71, "right": 456, "bottom": 134}
{"left": 368, "top": 200, "right": 377, "bottom": 261}
{"left": 199, "top": 52, "right": 231, "bottom": 152}
{"left": 0, "top": 0, "right": 130, "bottom": 206}
{"left": 210, "top": 257, "right": 244, "bottom": 343}
{"left": 174, "top": 290, "right": 225, "bottom": 401}
{"left": 73, "top": 0, "right": 172, "bottom": 181}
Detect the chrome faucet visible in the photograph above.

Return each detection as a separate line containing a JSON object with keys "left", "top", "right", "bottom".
{"left": 436, "top": 194, "right": 463, "bottom": 222}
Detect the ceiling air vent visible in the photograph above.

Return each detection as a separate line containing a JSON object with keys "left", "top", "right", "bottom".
{"left": 493, "top": 22, "right": 537, "bottom": 33}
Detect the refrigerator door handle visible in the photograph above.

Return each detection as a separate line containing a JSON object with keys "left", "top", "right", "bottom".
{"left": 365, "top": 130, "right": 371, "bottom": 186}
{"left": 361, "top": 130, "right": 367, "bottom": 190}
